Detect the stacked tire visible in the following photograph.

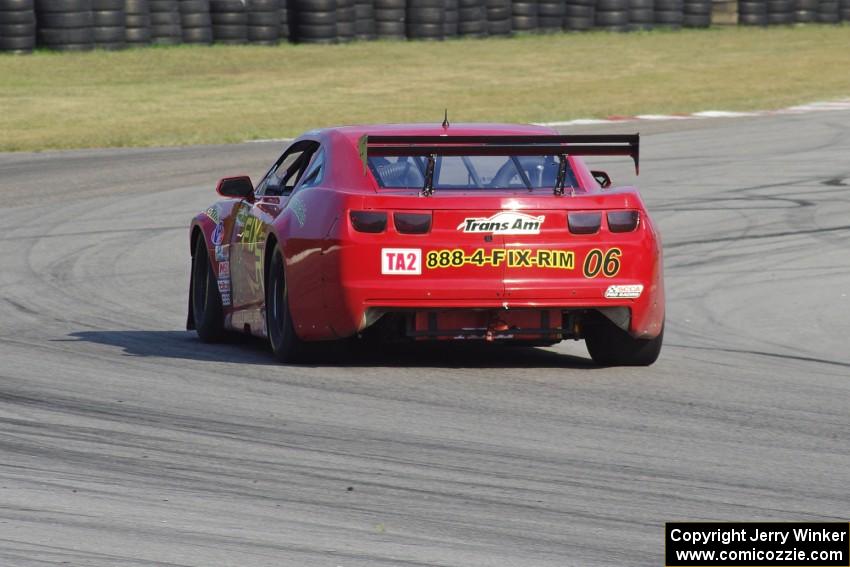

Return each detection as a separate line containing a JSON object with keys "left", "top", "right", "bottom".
{"left": 336, "top": 0, "right": 354, "bottom": 40}
{"left": 444, "top": 0, "right": 458, "bottom": 36}
{"left": 150, "top": 0, "right": 181, "bottom": 43}
{"left": 125, "top": 0, "right": 151, "bottom": 45}
{"left": 247, "top": 0, "right": 279, "bottom": 44}
{"left": 537, "top": 0, "right": 563, "bottom": 31}
{"left": 374, "top": 0, "right": 404, "bottom": 39}
{"left": 654, "top": 0, "right": 683, "bottom": 26}
{"left": 511, "top": 0, "right": 537, "bottom": 32}
{"left": 179, "top": 0, "right": 212, "bottom": 43}
{"left": 210, "top": 0, "right": 247, "bottom": 43}
{"left": 841, "top": 0, "right": 850, "bottom": 20}
{"left": 92, "top": 0, "right": 125, "bottom": 48}
{"left": 629, "top": 0, "right": 653, "bottom": 29}
{"left": 457, "top": 0, "right": 486, "bottom": 36}
{"left": 0, "top": 0, "right": 36, "bottom": 53}
{"left": 766, "top": 0, "right": 793, "bottom": 22}
{"left": 738, "top": 0, "right": 767, "bottom": 23}
{"left": 564, "top": 0, "right": 594, "bottom": 30}
{"left": 816, "top": 0, "right": 839, "bottom": 20}
{"left": 406, "top": 0, "right": 443, "bottom": 39}
{"left": 291, "top": 0, "right": 336, "bottom": 42}
{"left": 683, "top": 0, "right": 711, "bottom": 25}
{"left": 353, "top": 0, "right": 374, "bottom": 38}
{"left": 35, "top": 0, "right": 94, "bottom": 50}
{"left": 595, "top": 0, "right": 629, "bottom": 30}
{"left": 486, "top": 0, "right": 511, "bottom": 34}
{"left": 793, "top": 0, "right": 816, "bottom": 20}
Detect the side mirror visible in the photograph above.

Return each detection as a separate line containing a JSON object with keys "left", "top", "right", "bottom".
{"left": 216, "top": 176, "right": 254, "bottom": 199}
{"left": 591, "top": 170, "right": 612, "bottom": 189}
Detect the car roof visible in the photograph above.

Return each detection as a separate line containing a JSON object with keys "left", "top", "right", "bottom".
{"left": 316, "top": 123, "right": 558, "bottom": 143}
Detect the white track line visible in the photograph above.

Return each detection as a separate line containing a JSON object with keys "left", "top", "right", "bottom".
{"left": 533, "top": 98, "right": 850, "bottom": 127}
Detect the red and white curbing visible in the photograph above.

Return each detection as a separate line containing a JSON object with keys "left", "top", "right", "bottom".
{"left": 534, "top": 99, "right": 850, "bottom": 127}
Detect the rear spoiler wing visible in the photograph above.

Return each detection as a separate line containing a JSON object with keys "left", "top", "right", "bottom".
{"left": 359, "top": 134, "right": 639, "bottom": 196}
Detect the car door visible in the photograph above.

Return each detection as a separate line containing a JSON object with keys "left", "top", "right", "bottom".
{"left": 229, "top": 141, "right": 320, "bottom": 331}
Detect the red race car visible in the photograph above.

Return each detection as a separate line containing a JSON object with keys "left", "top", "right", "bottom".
{"left": 187, "top": 123, "right": 664, "bottom": 365}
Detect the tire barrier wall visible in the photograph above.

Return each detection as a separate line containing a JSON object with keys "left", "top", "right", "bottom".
{"left": 150, "top": 0, "right": 181, "bottom": 44}
{"left": 486, "top": 0, "right": 511, "bottom": 35}
{"left": 247, "top": 0, "right": 279, "bottom": 44}
{"left": 630, "top": 0, "right": 654, "bottom": 29}
{"left": 3, "top": 0, "right": 847, "bottom": 52}
{"left": 0, "top": 0, "right": 37, "bottom": 52}
{"left": 35, "top": 0, "right": 94, "bottom": 50}
{"left": 125, "top": 0, "right": 151, "bottom": 45}
{"left": 180, "top": 0, "right": 212, "bottom": 43}
{"left": 511, "top": 0, "right": 537, "bottom": 31}
{"left": 92, "top": 0, "right": 125, "bottom": 48}
{"left": 684, "top": 0, "right": 711, "bottom": 25}
{"left": 595, "top": 0, "right": 629, "bottom": 31}
{"left": 374, "top": 0, "right": 404, "bottom": 39}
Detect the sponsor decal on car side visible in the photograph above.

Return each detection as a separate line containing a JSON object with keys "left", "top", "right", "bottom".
{"left": 212, "top": 223, "right": 224, "bottom": 245}
{"left": 235, "top": 204, "right": 249, "bottom": 229}
{"left": 215, "top": 245, "right": 229, "bottom": 262}
{"left": 217, "top": 279, "right": 230, "bottom": 293}
{"left": 204, "top": 206, "right": 220, "bottom": 225}
{"left": 457, "top": 212, "right": 545, "bottom": 235}
{"left": 220, "top": 292, "right": 231, "bottom": 306}
{"left": 381, "top": 248, "right": 422, "bottom": 275}
{"left": 288, "top": 194, "right": 307, "bottom": 228}
{"left": 218, "top": 261, "right": 230, "bottom": 278}
{"left": 240, "top": 216, "right": 263, "bottom": 244}
{"left": 605, "top": 284, "right": 643, "bottom": 299}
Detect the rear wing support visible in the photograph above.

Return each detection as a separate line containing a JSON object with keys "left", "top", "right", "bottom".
{"left": 360, "top": 133, "right": 640, "bottom": 196}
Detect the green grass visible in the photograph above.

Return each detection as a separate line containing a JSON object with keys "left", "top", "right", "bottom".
{"left": 0, "top": 25, "right": 848, "bottom": 151}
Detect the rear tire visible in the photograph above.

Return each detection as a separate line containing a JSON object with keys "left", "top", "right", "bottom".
{"left": 584, "top": 314, "right": 663, "bottom": 366}
{"left": 191, "top": 236, "right": 224, "bottom": 342}
{"left": 266, "top": 247, "right": 304, "bottom": 362}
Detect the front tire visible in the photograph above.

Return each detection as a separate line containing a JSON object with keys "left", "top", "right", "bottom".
{"left": 191, "top": 236, "right": 224, "bottom": 342}
{"left": 266, "top": 247, "right": 304, "bottom": 362}
{"left": 584, "top": 314, "right": 663, "bottom": 366}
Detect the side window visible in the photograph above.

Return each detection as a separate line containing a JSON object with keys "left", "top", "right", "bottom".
{"left": 256, "top": 141, "right": 320, "bottom": 197}
{"left": 294, "top": 148, "right": 325, "bottom": 190}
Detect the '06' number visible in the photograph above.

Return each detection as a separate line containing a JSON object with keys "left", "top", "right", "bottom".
{"left": 583, "top": 248, "right": 621, "bottom": 278}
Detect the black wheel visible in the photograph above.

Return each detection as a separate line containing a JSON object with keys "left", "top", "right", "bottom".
{"left": 584, "top": 314, "right": 663, "bottom": 366}
{"left": 266, "top": 247, "right": 304, "bottom": 363}
{"left": 191, "top": 236, "right": 224, "bottom": 342}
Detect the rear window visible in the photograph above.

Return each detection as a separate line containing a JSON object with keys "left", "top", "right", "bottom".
{"left": 368, "top": 155, "right": 578, "bottom": 190}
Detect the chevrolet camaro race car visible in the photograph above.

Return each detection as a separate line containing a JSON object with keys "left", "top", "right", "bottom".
{"left": 187, "top": 123, "right": 665, "bottom": 365}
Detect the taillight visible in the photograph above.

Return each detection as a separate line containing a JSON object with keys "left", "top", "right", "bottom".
{"left": 350, "top": 211, "right": 387, "bottom": 233}
{"left": 607, "top": 210, "right": 640, "bottom": 232}
{"left": 568, "top": 212, "right": 602, "bottom": 234}
{"left": 394, "top": 212, "right": 432, "bottom": 234}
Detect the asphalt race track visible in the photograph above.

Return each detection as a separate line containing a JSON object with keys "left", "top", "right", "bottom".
{"left": 0, "top": 111, "right": 848, "bottom": 566}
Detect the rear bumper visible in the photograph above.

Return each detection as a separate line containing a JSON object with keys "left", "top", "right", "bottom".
{"left": 326, "top": 280, "right": 664, "bottom": 340}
